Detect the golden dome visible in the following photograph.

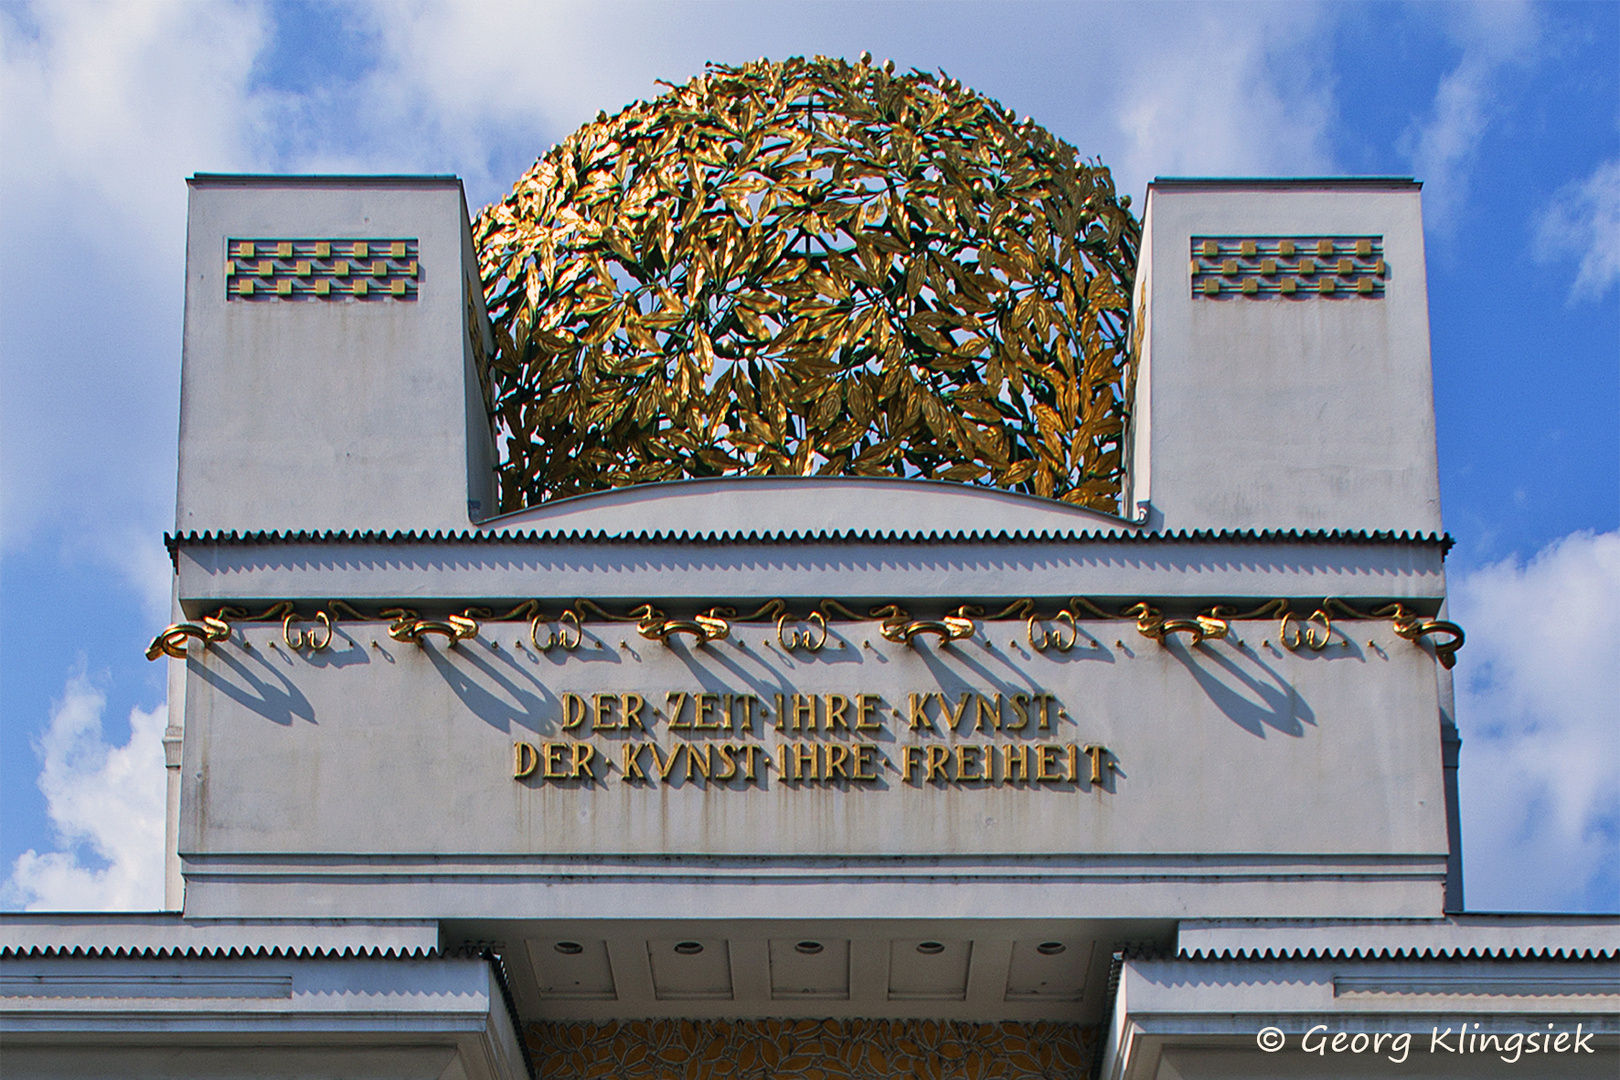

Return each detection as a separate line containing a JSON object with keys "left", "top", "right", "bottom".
{"left": 475, "top": 55, "right": 1139, "bottom": 514}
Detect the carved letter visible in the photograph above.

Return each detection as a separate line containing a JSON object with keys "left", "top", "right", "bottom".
{"left": 592, "top": 693, "right": 618, "bottom": 730}
{"left": 1003, "top": 744, "right": 1029, "bottom": 783}
{"left": 925, "top": 745, "right": 950, "bottom": 782}
{"left": 1084, "top": 744, "right": 1108, "bottom": 785}
{"left": 824, "top": 742, "right": 851, "bottom": 780}
{"left": 943, "top": 692, "right": 972, "bottom": 732}
{"left": 901, "top": 745, "right": 924, "bottom": 783}
{"left": 791, "top": 742, "right": 818, "bottom": 781}
{"left": 824, "top": 693, "right": 850, "bottom": 732}
{"left": 712, "top": 743, "right": 737, "bottom": 781}
{"left": 514, "top": 742, "right": 538, "bottom": 779}
{"left": 621, "top": 742, "right": 648, "bottom": 782}
{"left": 791, "top": 694, "right": 816, "bottom": 732}
{"left": 561, "top": 693, "right": 587, "bottom": 730}
{"left": 973, "top": 693, "right": 1002, "bottom": 733}
{"left": 854, "top": 743, "right": 879, "bottom": 781}
{"left": 1036, "top": 694, "right": 1054, "bottom": 731}
{"left": 543, "top": 742, "right": 569, "bottom": 779}
{"left": 1007, "top": 693, "right": 1030, "bottom": 731}
{"left": 570, "top": 742, "right": 597, "bottom": 779}
{"left": 666, "top": 691, "right": 690, "bottom": 729}
{"left": 907, "top": 693, "right": 933, "bottom": 732}
{"left": 855, "top": 694, "right": 882, "bottom": 731}
{"left": 651, "top": 743, "right": 682, "bottom": 780}
{"left": 685, "top": 744, "right": 711, "bottom": 781}
{"left": 622, "top": 692, "right": 646, "bottom": 731}
{"left": 696, "top": 692, "right": 720, "bottom": 730}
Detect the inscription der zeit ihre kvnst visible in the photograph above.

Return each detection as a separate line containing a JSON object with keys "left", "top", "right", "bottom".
{"left": 512, "top": 688, "right": 1111, "bottom": 788}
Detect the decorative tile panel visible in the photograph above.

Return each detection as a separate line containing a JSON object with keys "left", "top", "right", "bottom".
{"left": 225, "top": 239, "right": 419, "bottom": 301}
{"left": 1190, "top": 236, "right": 1385, "bottom": 298}
{"left": 527, "top": 1018, "right": 1097, "bottom": 1079}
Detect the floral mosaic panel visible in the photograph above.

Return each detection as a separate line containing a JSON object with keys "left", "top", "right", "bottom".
{"left": 527, "top": 1018, "right": 1098, "bottom": 1080}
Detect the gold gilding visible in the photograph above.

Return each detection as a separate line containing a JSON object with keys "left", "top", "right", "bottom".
{"left": 475, "top": 57, "right": 1139, "bottom": 515}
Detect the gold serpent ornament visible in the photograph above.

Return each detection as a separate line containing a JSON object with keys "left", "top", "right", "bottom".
{"left": 475, "top": 55, "right": 1140, "bottom": 514}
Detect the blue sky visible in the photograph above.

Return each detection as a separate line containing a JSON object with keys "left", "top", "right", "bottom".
{"left": 1, "top": 0, "right": 1616, "bottom": 912}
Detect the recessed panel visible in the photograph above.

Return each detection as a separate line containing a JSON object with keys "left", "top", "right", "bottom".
{"left": 769, "top": 938, "right": 850, "bottom": 1000}
{"left": 526, "top": 938, "right": 616, "bottom": 1000}
{"left": 1005, "top": 939, "right": 1091, "bottom": 1001}
{"left": 888, "top": 938, "right": 971, "bottom": 1001}
{"left": 648, "top": 939, "right": 733, "bottom": 1000}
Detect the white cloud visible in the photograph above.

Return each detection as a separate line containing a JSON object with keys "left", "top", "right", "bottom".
{"left": 346, "top": 1, "right": 1343, "bottom": 209}
{"left": 1398, "top": 1, "right": 1543, "bottom": 233}
{"left": 1535, "top": 156, "right": 1620, "bottom": 303}
{"left": 1451, "top": 531, "right": 1620, "bottom": 913}
{"left": 0, "top": 1, "right": 271, "bottom": 553}
{"left": 1107, "top": 5, "right": 1338, "bottom": 194}
{"left": 3, "top": 674, "right": 168, "bottom": 911}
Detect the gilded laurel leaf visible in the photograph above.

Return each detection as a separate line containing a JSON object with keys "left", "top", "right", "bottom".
{"left": 476, "top": 56, "right": 1139, "bottom": 514}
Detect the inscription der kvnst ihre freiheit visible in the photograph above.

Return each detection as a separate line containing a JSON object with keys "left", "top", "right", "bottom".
{"left": 513, "top": 688, "right": 1110, "bottom": 788}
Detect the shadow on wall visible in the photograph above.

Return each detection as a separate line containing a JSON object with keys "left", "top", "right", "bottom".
{"left": 1167, "top": 642, "right": 1316, "bottom": 737}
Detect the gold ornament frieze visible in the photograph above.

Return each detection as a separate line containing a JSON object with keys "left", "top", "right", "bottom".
{"left": 474, "top": 56, "right": 1139, "bottom": 516}
{"left": 147, "top": 596, "right": 1462, "bottom": 667}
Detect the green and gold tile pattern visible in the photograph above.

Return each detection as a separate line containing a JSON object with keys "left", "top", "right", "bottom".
{"left": 1190, "top": 236, "right": 1385, "bottom": 299}
{"left": 224, "top": 238, "right": 419, "bottom": 301}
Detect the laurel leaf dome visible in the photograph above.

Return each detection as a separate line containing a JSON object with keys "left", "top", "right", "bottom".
{"left": 475, "top": 55, "right": 1140, "bottom": 514}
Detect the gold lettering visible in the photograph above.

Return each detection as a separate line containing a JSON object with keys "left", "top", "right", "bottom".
{"left": 855, "top": 693, "right": 881, "bottom": 731}
{"left": 925, "top": 744, "right": 950, "bottom": 782}
{"left": 621, "top": 742, "right": 648, "bottom": 782}
{"left": 1036, "top": 694, "right": 1054, "bottom": 730}
{"left": 955, "top": 743, "right": 982, "bottom": 781}
{"left": 666, "top": 691, "right": 690, "bottom": 729}
{"left": 854, "top": 743, "right": 879, "bottom": 781}
{"left": 513, "top": 742, "right": 538, "bottom": 778}
{"left": 741, "top": 744, "right": 763, "bottom": 782}
{"left": 592, "top": 692, "right": 618, "bottom": 730}
{"left": 824, "top": 742, "right": 851, "bottom": 780}
{"left": 1084, "top": 744, "right": 1108, "bottom": 784}
{"left": 772, "top": 693, "right": 784, "bottom": 730}
{"left": 1036, "top": 743, "right": 1061, "bottom": 781}
{"left": 712, "top": 743, "right": 737, "bottom": 781}
{"left": 824, "top": 693, "right": 850, "bottom": 732}
{"left": 791, "top": 742, "right": 818, "bottom": 781}
{"left": 696, "top": 692, "right": 720, "bottom": 729}
{"left": 973, "top": 693, "right": 1002, "bottom": 733}
{"left": 570, "top": 742, "right": 596, "bottom": 779}
{"left": 622, "top": 692, "right": 646, "bottom": 731}
{"left": 543, "top": 742, "right": 569, "bottom": 779}
{"left": 685, "top": 743, "right": 711, "bottom": 781}
{"left": 791, "top": 694, "right": 816, "bottom": 732}
{"left": 1003, "top": 743, "right": 1029, "bottom": 783}
{"left": 902, "top": 745, "right": 924, "bottom": 782}
{"left": 650, "top": 743, "right": 681, "bottom": 780}
{"left": 942, "top": 692, "right": 972, "bottom": 732}
{"left": 721, "top": 693, "right": 734, "bottom": 731}
{"left": 1007, "top": 693, "right": 1030, "bottom": 730}
{"left": 907, "top": 693, "right": 933, "bottom": 732}
{"left": 737, "top": 694, "right": 757, "bottom": 735}
{"left": 561, "top": 693, "right": 587, "bottom": 730}
{"left": 1066, "top": 743, "right": 1078, "bottom": 783}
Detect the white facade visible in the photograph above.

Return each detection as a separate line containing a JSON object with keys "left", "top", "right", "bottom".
{"left": 3, "top": 175, "right": 1613, "bottom": 1080}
